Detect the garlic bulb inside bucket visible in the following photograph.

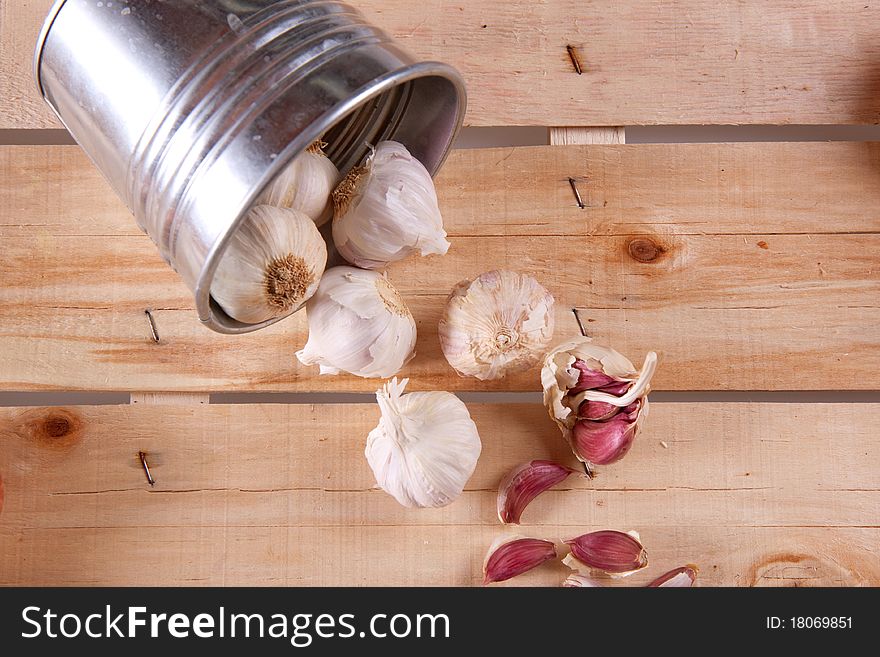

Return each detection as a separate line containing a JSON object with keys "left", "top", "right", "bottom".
{"left": 257, "top": 140, "right": 339, "bottom": 226}
{"left": 332, "top": 141, "right": 450, "bottom": 269}
{"left": 296, "top": 267, "right": 416, "bottom": 378}
{"left": 439, "top": 270, "right": 555, "bottom": 380}
{"left": 211, "top": 205, "right": 327, "bottom": 325}
{"left": 366, "top": 378, "right": 482, "bottom": 508}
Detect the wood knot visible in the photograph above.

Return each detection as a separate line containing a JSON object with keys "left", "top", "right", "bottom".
{"left": 44, "top": 416, "right": 72, "bottom": 438}
{"left": 627, "top": 238, "right": 664, "bottom": 263}
{"left": 17, "top": 408, "right": 83, "bottom": 450}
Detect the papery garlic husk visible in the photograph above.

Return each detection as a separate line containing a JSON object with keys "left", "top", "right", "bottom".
{"left": 365, "top": 377, "right": 482, "bottom": 508}
{"left": 211, "top": 205, "right": 327, "bottom": 324}
{"left": 257, "top": 140, "right": 339, "bottom": 226}
{"left": 647, "top": 565, "right": 699, "bottom": 588}
{"left": 296, "top": 267, "right": 416, "bottom": 378}
{"left": 563, "top": 530, "right": 648, "bottom": 577}
{"left": 562, "top": 574, "right": 604, "bottom": 588}
{"left": 542, "top": 337, "right": 658, "bottom": 468}
{"left": 332, "top": 141, "right": 450, "bottom": 269}
{"left": 483, "top": 535, "right": 558, "bottom": 585}
{"left": 439, "top": 270, "right": 555, "bottom": 381}
{"left": 497, "top": 459, "right": 577, "bottom": 524}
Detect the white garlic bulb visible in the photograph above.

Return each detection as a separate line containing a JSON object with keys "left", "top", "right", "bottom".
{"left": 332, "top": 141, "right": 450, "bottom": 269}
{"left": 212, "top": 205, "right": 327, "bottom": 324}
{"left": 296, "top": 266, "right": 416, "bottom": 378}
{"left": 257, "top": 140, "right": 339, "bottom": 226}
{"left": 439, "top": 270, "right": 555, "bottom": 380}
{"left": 366, "top": 377, "right": 482, "bottom": 508}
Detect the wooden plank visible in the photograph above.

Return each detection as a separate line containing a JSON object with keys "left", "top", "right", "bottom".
{"left": 6, "top": 142, "right": 879, "bottom": 239}
{"left": 0, "top": 402, "right": 877, "bottom": 586}
{"left": 0, "top": 143, "right": 877, "bottom": 392}
{"left": 5, "top": 1, "right": 880, "bottom": 130}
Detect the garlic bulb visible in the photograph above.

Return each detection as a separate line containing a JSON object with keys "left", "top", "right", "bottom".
{"left": 212, "top": 205, "right": 327, "bottom": 324}
{"left": 257, "top": 140, "right": 339, "bottom": 225}
{"left": 542, "top": 337, "right": 658, "bottom": 469}
{"left": 439, "top": 270, "right": 555, "bottom": 380}
{"left": 296, "top": 267, "right": 416, "bottom": 378}
{"left": 365, "top": 377, "right": 482, "bottom": 508}
{"left": 332, "top": 141, "right": 450, "bottom": 269}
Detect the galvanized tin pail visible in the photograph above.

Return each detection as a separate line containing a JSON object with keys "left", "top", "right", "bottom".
{"left": 35, "top": 0, "right": 466, "bottom": 333}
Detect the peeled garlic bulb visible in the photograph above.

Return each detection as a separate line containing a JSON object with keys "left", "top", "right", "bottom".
{"left": 439, "top": 270, "right": 555, "bottom": 380}
{"left": 296, "top": 266, "right": 416, "bottom": 378}
{"left": 365, "top": 377, "right": 482, "bottom": 508}
{"left": 332, "top": 141, "right": 450, "bottom": 269}
{"left": 542, "top": 337, "right": 658, "bottom": 468}
{"left": 212, "top": 205, "right": 327, "bottom": 324}
{"left": 257, "top": 141, "right": 339, "bottom": 225}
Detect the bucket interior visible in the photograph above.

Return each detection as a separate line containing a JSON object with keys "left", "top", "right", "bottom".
{"left": 204, "top": 72, "right": 463, "bottom": 333}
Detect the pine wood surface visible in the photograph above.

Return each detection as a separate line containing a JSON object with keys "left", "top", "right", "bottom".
{"left": 0, "top": 143, "right": 877, "bottom": 392}
{"left": 1, "top": 402, "right": 877, "bottom": 586}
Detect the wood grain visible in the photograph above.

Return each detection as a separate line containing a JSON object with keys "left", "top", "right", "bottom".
{"left": 7, "top": 1, "right": 880, "bottom": 130}
{"left": 0, "top": 402, "right": 876, "bottom": 586}
{"left": 0, "top": 143, "right": 877, "bottom": 392}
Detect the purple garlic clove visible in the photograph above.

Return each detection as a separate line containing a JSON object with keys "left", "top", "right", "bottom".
{"left": 483, "top": 536, "right": 558, "bottom": 585}
{"left": 497, "top": 460, "right": 578, "bottom": 524}
{"left": 647, "top": 565, "right": 699, "bottom": 588}
{"left": 564, "top": 530, "right": 648, "bottom": 576}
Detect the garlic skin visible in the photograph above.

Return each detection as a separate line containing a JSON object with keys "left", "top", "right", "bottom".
{"left": 211, "top": 205, "right": 327, "bottom": 324}
{"left": 562, "top": 574, "right": 604, "bottom": 587}
{"left": 332, "top": 141, "right": 450, "bottom": 270}
{"left": 542, "top": 337, "right": 658, "bottom": 468}
{"left": 483, "top": 535, "right": 558, "bottom": 585}
{"left": 365, "top": 378, "right": 482, "bottom": 508}
{"left": 257, "top": 141, "right": 339, "bottom": 226}
{"left": 440, "top": 270, "right": 555, "bottom": 381}
{"left": 296, "top": 267, "right": 416, "bottom": 378}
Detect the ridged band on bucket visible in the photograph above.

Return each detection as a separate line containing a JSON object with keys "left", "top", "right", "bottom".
{"left": 35, "top": 0, "right": 467, "bottom": 333}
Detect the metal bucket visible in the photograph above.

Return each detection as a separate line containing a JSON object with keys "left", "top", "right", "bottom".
{"left": 35, "top": 0, "right": 466, "bottom": 333}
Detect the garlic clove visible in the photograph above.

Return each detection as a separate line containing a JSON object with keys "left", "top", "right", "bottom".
{"left": 483, "top": 535, "right": 558, "bottom": 585}
{"left": 563, "top": 530, "right": 648, "bottom": 577}
{"left": 211, "top": 205, "right": 327, "bottom": 324}
{"left": 257, "top": 140, "right": 339, "bottom": 226}
{"left": 439, "top": 270, "right": 555, "bottom": 381}
{"left": 562, "top": 573, "right": 604, "bottom": 587}
{"left": 542, "top": 337, "right": 658, "bottom": 468}
{"left": 577, "top": 399, "right": 620, "bottom": 421}
{"left": 647, "top": 565, "right": 699, "bottom": 588}
{"left": 296, "top": 267, "right": 416, "bottom": 378}
{"left": 497, "top": 460, "right": 578, "bottom": 524}
{"left": 570, "top": 400, "right": 643, "bottom": 465}
{"left": 332, "top": 141, "right": 450, "bottom": 270}
{"left": 365, "top": 378, "right": 482, "bottom": 508}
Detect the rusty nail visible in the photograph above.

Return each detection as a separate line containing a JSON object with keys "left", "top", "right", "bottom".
{"left": 566, "top": 45, "right": 583, "bottom": 75}
{"left": 568, "top": 177, "right": 586, "bottom": 209}
{"left": 145, "top": 309, "right": 159, "bottom": 343}
{"left": 572, "top": 308, "right": 587, "bottom": 337}
{"left": 138, "top": 451, "right": 155, "bottom": 487}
